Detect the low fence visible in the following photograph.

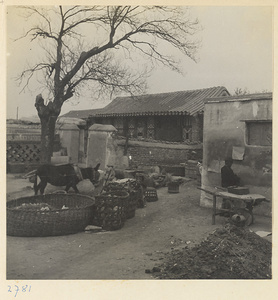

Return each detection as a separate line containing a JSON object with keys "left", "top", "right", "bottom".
{"left": 7, "top": 125, "right": 41, "bottom": 173}
{"left": 6, "top": 124, "right": 61, "bottom": 173}
{"left": 7, "top": 138, "right": 62, "bottom": 173}
{"left": 7, "top": 140, "right": 41, "bottom": 173}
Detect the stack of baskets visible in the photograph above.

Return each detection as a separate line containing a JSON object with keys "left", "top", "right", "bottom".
{"left": 92, "top": 190, "right": 129, "bottom": 230}
{"left": 103, "top": 179, "right": 141, "bottom": 219}
{"left": 7, "top": 194, "right": 95, "bottom": 237}
{"left": 128, "top": 180, "right": 145, "bottom": 209}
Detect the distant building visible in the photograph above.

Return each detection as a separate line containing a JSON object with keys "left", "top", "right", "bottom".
{"left": 61, "top": 108, "right": 103, "bottom": 120}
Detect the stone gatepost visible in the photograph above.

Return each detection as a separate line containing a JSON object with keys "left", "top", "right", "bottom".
{"left": 78, "top": 128, "right": 85, "bottom": 163}
{"left": 57, "top": 123, "right": 80, "bottom": 163}
{"left": 86, "top": 124, "right": 118, "bottom": 171}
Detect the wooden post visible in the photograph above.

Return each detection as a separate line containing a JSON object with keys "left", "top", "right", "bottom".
{"left": 212, "top": 194, "right": 216, "bottom": 225}
{"left": 197, "top": 187, "right": 218, "bottom": 225}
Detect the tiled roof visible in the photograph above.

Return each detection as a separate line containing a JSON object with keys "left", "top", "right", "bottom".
{"left": 61, "top": 108, "right": 103, "bottom": 119}
{"left": 96, "top": 86, "right": 229, "bottom": 117}
{"left": 60, "top": 86, "right": 230, "bottom": 119}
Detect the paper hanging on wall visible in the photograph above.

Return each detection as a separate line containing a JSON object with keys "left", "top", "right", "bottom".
{"left": 207, "top": 160, "right": 221, "bottom": 173}
{"left": 232, "top": 146, "right": 245, "bottom": 160}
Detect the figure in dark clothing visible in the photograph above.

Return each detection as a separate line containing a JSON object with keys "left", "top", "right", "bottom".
{"left": 221, "top": 158, "right": 240, "bottom": 188}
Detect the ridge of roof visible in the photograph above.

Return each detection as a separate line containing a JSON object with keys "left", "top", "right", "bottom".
{"left": 205, "top": 92, "right": 272, "bottom": 103}
{"left": 112, "top": 86, "right": 228, "bottom": 100}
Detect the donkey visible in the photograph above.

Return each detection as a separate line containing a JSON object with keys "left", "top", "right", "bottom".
{"left": 34, "top": 163, "right": 101, "bottom": 195}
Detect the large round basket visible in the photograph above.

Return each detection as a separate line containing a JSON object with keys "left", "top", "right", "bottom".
{"left": 92, "top": 190, "right": 129, "bottom": 231}
{"left": 7, "top": 194, "right": 95, "bottom": 237}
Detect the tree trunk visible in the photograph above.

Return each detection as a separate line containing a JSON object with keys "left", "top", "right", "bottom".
{"left": 35, "top": 94, "right": 60, "bottom": 164}
{"left": 40, "top": 115, "right": 57, "bottom": 164}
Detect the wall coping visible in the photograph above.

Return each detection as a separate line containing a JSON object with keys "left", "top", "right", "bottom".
{"left": 116, "top": 139, "right": 203, "bottom": 150}
{"left": 89, "top": 124, "right": 117, "bottom": 132}
{"left": 58, "top": 123, "right": 79, "bottom": 130}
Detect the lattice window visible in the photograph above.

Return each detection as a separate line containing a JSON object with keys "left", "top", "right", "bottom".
{"left": 147, "top": 117, "right": 155, "bottom": 139}
{"left": 128, "top": 118, "right": 135, "bottom": 128}
{"left": 147, "top": 117, "right": 155, "bottom": 128}
{"left": 182, "top": 116, "right": 192, "bottom": 127}
{"left": 136, "top": 118, "right": 146, "bottom": 138}
{"left": 128, "top": 128, "right": 135, "bottom": 137}
{"left": 147, "top": 129, "right": 154, "bottom": 139}
{"left": 183, "top": 126, "right": 192, "bottom": 141}
{"left": 128, "top": 118, "right": 135, "bottom": 137}
{"left": 114, "top": 117, "right": 124, "bottom": 135}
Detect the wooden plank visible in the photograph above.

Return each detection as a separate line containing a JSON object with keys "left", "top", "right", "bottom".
{"left": 197, "top": 186, "right": 220, "bottom": 196}
{"left": 218, "top": 191, "right": 266, "bottom": 201}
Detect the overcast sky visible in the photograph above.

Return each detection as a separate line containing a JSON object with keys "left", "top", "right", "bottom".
{"left": 6, "top": 5, "right": 273, "bottom": 119}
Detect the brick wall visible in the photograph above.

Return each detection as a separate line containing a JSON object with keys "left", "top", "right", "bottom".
{"left": 116, "top": 139, "right": 203, "bottom": 170}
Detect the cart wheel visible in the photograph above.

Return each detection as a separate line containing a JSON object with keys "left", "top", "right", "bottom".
{"left": 222, "top": 199, "right": 233, "bottom": 209}
{"left": 235, "top": 209, "right": 253, "bottom": 226}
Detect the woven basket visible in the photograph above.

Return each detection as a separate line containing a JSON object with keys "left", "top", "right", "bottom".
{"left": 126, "top": 190, "right": 137, "bottom": 219}
{"left": 144, "top": 187, "right": 158, "bottom": 202}
{"left": 128, "top": 180, "right": 145, "bottom": 209}
{"left": 7, "top": 194, "right": 95, "bottom": 237}
{"left": 92, "top": 190, "right": 129, "bottom": 230}
{"left": 168, "top": 181, "right": 180, "bottom": 193}
{"left": 134, "top": 186, "right": 145, "bottom": 208}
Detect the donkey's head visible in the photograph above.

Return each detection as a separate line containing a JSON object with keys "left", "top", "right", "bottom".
{"left": 83, "top": 163, "right": 101, "bottom": 185}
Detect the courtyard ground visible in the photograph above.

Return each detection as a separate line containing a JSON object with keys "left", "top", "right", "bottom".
{"left": 6, "top": 174, "right": 272, "bottom": 280}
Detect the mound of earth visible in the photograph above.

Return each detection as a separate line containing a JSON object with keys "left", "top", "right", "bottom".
{"left": 153, "top": 224, "right": 272, "bottom": 279}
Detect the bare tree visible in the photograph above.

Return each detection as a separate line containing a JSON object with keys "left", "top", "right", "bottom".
{"left": 15, "top": 5, "right": 200, "bottom": 163}
{"left": 234, "top": 87, "right": 271, "bottom": 96}
{"left": 234, "top": 87, "right": 250, "bottom": 96}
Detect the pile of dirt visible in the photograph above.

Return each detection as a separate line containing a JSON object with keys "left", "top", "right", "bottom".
{"left": 153, "top": 224, "right": 272, "bottom": 279}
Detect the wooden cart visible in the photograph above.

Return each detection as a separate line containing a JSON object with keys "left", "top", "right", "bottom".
{"left": 199, "top": 187, "right": 269, "bottom": 225}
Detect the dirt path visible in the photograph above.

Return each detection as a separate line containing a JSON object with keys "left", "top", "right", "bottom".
{"left": 6, "top": 175, "right": 272, "bottom": 280}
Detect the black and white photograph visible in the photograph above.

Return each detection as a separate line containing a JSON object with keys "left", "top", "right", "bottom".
{"left": 3, "top": 0, "right": 276, "bottom": 298}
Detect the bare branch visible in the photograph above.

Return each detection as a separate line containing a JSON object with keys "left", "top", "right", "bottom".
{"left": 17, "top": 63, "right": 52, "bottom": 93}
{"left": 14, "top": 5, "right": 200, "bottom": 108}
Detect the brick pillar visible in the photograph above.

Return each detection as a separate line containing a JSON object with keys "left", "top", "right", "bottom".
{"left": 86, "top": 124, "right": 118, "bottom": 171}
{"left": 57, "top": 124, "right": 80, "bottom": 163}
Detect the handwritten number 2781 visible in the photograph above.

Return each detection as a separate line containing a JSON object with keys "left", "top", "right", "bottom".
{"left": 8, "top": 285, "right": 31, "bottom": 297}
